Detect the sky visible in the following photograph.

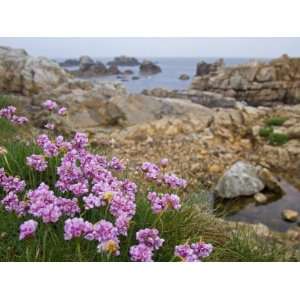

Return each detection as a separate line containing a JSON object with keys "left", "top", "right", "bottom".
{"left": 0, "top": 38, "right": 300, "bottom": 58}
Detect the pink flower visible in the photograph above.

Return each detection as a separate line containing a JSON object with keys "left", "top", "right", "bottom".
{"left": 136, "top": 228, "right": 164, "bottom": 250}
{"left": 42, "top": 100, "right": 58, "bottom": 111}
{"left": 0, "top": 106, "right": 28, "bottom": 125}
{"left": 163, "top": 173, "right": 187, "bottom": 189}
{"left": 26, "top": 154, "right": 48, "bottom": 172}
{"left": 19, "top": 220, "right": 38, "bottom": 240}
{"left": 147, "top": 192, "right": 181, "bottom": 214}
{"left": 130, "top": 244, "right": 153, "bottom": 262}
{"left": 141, "top": 162, "right": 160, "bottom": 180}
{"left": 1, "top": 192, "right": 27, "bottom": 216}
{"left": 160, "top": 158, "right": 169, "bottom": 167}
{"left": 44, "top": 123, "right": 55, "bottom": 130}
{"left": 175, "top": 242, "right": 213, "bottom": 262}
{"left": 58, "top": 107, "right": 67, "bottom": 116}
{"left": 64, "top": 218, "right": 93, "bottom": 240}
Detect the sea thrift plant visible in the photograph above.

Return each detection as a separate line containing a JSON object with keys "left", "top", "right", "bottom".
{"left": 0, "top": 108, "right": 213, "bottom": 262}
{"left": 0, "top": 105, "right": 28, "bottom": 125}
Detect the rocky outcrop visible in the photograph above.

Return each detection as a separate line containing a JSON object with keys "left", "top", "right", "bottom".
{"left": 196, "top": 58, "right": 224, "bottom": 76}
{"left": 192, "top": 55, "right": 300, "bottom": 106}
{"left": 107, "top": 94, "right": 214, "bottom": 126}
{"left": 139, "top": 60, "right": 161, "bottom": 75}
{"left": 142, "top": 88, "right": 237, "bottom": 108}
{"left": 0, "top": 46, "right": 71, "bottom": 96}
{"left": 107, "top": 56, "right": 140, "bottom": 66}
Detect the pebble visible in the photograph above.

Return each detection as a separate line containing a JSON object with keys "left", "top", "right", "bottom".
{"left": 282, "top": 209, "right": 299, "bottom": 222}
{"left": 254, "top": 192, "right": 268, "bottom": 204}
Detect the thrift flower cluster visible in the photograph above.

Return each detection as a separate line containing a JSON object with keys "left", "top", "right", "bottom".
{"left": 0, "top": 105, "right": 28, "bottom": 125}
{"left": 141, "top": 161, "right": 187, "bottom": 189}
{"left": 41, "top": 100, "right": 67, "bottom": 131}
{"left": 0, "top": 103, "right": 213, "bottom": 262}
{"left": 175, "top": 242, "right": 213, "bottom": 262}
{"left": 130, "top": 228, "right": 164, "bottom": 262}
{"left": 42, "top": 99, "right": 67, "bottom": 115}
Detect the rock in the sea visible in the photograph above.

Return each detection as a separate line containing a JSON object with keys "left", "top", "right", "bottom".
{"left": 179, "top": 74, "right": 190, "bottom": 80}
{"left": 132, "top": 76, "right": 139, "bottom": 80}
{"left": 282, "top": 209, "right": 299, "bottom": 222}
{"left": 215, "top": 161, "right": 265, "bottom": 199}
{"left": 77, "top": 60, "right": 107, "bottom": 77}
{"left": 108, "top": 56, "right": 140, "bottom": 66}
{"left": 107, "top": 64, "right": 121, "bottom": 75}
{"left": 79, "top": 55, "right": 94, "bottom": 69}
{"left": 124, "top": 69, "right": 134, "bottom": 75}
{"left": 139, "top": 60, "right": 161, "bottom": 75}
{"left": 60, "top": 58, "right": 80, "bottom": 67}
{"left": 254, "top": 192, "right": 268, "bottom": 204}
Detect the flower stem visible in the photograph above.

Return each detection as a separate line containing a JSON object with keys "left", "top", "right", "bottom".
{"left": 3, "top": 155, "right": 13, "bottom": 174}
{"left": 76, "top": 239, "right": 82, "bottom": 262}
{"left": 42, "top": 226, "right": 49, "bottom": 261}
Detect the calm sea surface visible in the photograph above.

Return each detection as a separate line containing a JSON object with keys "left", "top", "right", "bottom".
{"left": 58, "top": 57, "right": 269, "bottom": 93}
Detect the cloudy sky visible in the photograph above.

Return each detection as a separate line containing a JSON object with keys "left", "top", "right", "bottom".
{"left": 0, "top": 37, "right": 299, "bottom": 58}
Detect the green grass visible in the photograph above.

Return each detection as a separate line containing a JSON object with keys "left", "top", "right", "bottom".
{"left": 268, "top": 132, "right": 289, "bottom": 146}
{"left": 265, "top": 116, "right": 288, "bottom": 127}
{"left": 259, "top": 116, "right": 289, "bottom": 146}
{"left": 259, "top": 126, "right": 273, "bottom": 138}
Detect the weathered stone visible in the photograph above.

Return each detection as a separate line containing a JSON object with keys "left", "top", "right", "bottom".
{"left": 108, "top": 94, "right": 214, "bottom": 126}
{"left": 215, "top": 161, "right": 265, "bottom": 198}
{"left": 254, "top": 192, "right": 268, "bottom": 204}
{"left": 282, "top": 209, "right": 299, "bottom": 222}
{"left": 257, "top": 167, "right": 283, "bottom": 194}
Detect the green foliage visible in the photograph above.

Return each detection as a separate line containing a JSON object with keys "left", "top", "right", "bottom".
{"left": 268, "top": 132, "right": 289, "bottom": 146}
{"left": 259, "top": 126, "right": 273, "bottom": 138}
{"left": 209, "top": 230, "right": 290, "bottom": 262}
{"left": 259, "top": 116, "right": 289, "bottom": 146}
{"left": 265, "top": 116, "right": 288, "bottom": 127}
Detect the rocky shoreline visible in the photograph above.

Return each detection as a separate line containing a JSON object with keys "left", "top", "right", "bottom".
{"left": 1, "top": 45, "right": 300, "bottom": 244}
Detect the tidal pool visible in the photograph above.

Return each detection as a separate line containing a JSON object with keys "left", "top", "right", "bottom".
{"left": 214, "top": 180, "right": 300, "bottom": 232}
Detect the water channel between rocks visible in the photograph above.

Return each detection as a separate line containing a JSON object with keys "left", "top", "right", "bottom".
{"left": 214, "top": 179, "right": 300, "bottom": 232}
